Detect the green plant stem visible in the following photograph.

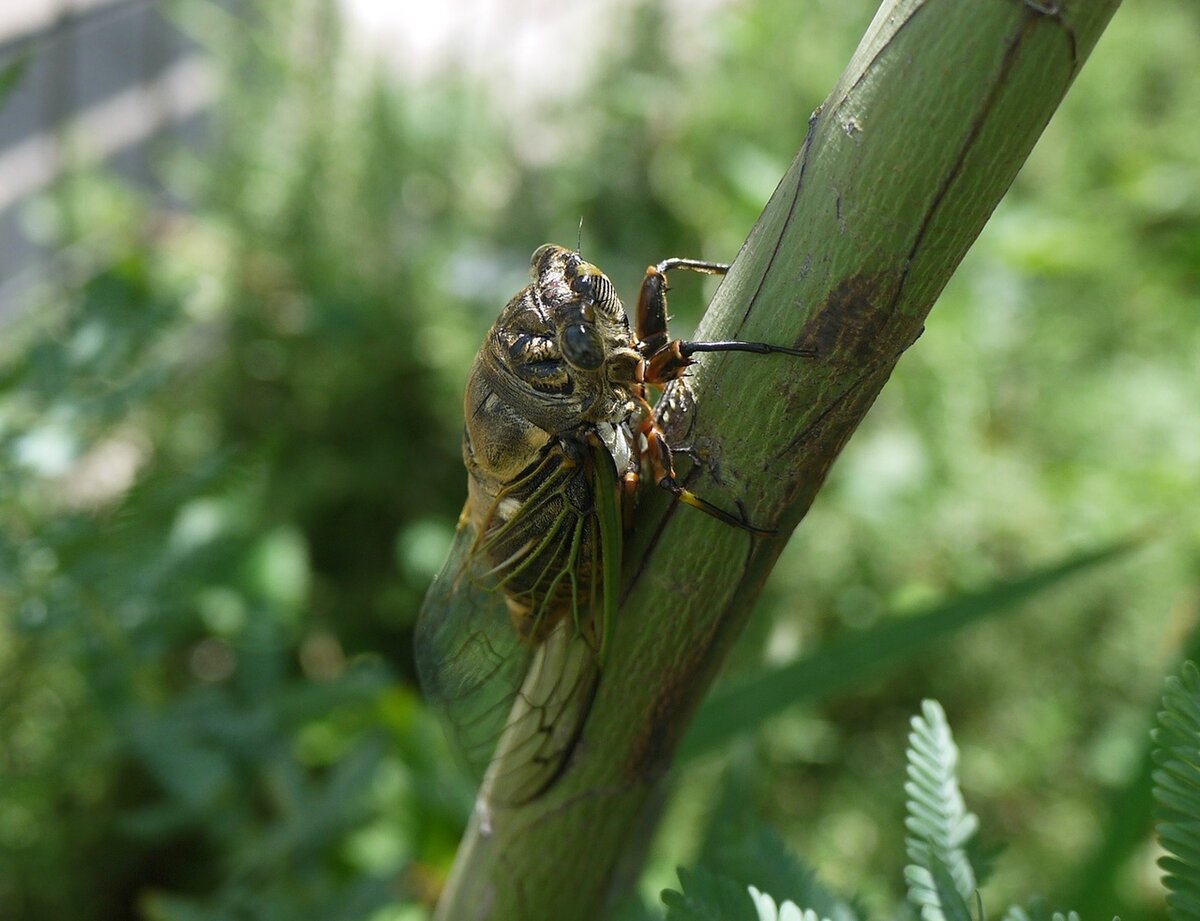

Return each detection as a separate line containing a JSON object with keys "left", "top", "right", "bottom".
{"left": 433, "top": 1, "right": 1121, "bottom": 918}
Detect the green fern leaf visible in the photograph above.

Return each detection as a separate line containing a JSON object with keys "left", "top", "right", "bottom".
{"left": 904, "top": 860, "right": 972, "bottom": 921}
{"left": 748, "top": 887, "right": 835, "bottom": 921}
{"left": 748, "top": 886, "right": 832, "bottom": 921}
{"left": 904, "top": 700, "right": 979, "bottom": 920}
{"left": 1153, "top": 661, "right": 1200, "bottom": 921}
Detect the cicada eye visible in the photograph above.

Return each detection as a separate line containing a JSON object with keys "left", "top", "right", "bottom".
{"left": 560, "top": 323, "right": 605, "bottom": 371}
{"left": 571, "top": 270, "right": 594, "bottom": 299}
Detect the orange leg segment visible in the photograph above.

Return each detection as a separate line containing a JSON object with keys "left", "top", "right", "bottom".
{"left": 634, "top": 393, "right": 772, "bottom": 536}
{"left": 629, "top": 254, "right": 821, "bottom": 537}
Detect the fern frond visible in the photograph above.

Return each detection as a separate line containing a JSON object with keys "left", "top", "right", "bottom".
{"left": 1153, "top": 660, "right": 1200, "bottom": 921}
{"left": 904, "top": 700, "right": 979, "bottom": 921}
{"left": 748, "top": 886, "right": 831, "bottom": 921}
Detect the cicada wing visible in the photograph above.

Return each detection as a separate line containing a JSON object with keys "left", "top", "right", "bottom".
{"left": 480, "top": 616, "right": 601, "bottom": 805}
{"left": 477, "top": 438, "right": 624, "bottom": 805}
{"left": 416, "top": 437, "right": 623, "bottom": 805}
{"left": 415, "top": 508, "right": 534, "bottom": 781}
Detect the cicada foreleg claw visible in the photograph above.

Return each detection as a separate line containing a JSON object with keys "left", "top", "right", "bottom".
{"left": 636, "top": 393, "right": 775, "bottom": 537}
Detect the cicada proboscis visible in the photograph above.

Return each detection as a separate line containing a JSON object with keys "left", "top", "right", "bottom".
{"left": 415, "top": 243, "right": 813, "bottom": 806}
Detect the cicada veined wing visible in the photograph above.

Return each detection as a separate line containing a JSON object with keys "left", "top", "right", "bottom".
{"left": 415, "top": 433, "right": 622, "bottom": 806}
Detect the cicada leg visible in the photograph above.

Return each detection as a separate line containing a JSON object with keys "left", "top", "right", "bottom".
{"left": 633, "top": 391, "right": 770, "bottom": 536}
{"left": 636, "top": 257, "right": 817, "bottom": 381}
{"left": 620, "top": 469, "right": 639, "bottom": 531}
{"left": 635, "top": 257, "right": 730, "bottom": 357}
{"left": 632, "top": 257, "right": 818, "bottom": 536}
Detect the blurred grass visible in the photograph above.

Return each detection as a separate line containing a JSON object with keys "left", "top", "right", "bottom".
{"left": 1, "top": 0, "right": 1197, "bottom": 919}
{"left": 681, "top": 537, "right": 1143, "bottom": 762}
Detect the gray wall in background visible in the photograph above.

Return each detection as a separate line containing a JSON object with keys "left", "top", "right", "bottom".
{"left": 0, "top": 0, "right": 222, "bottom": 318}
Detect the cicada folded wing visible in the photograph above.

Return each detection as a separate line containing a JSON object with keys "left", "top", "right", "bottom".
{"left": 477, "top": 612, "right": 602, "bottom": 804}
{"left": 415, "top": 512, "right": 535, "bottom": 780}
{"left": 415, "top": 437, "right": 622, "bottom": 805}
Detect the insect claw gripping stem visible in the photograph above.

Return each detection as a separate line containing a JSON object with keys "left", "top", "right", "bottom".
{"left": 636, "top": 390, "right": 776, "bottom": 537}
{"left": 670, "top": 443, "right": 703, "bottom": 465}
{"left": 734, "top": 499, "right": 773, "bottom": 537}
{"left": 664, "top": 478, "right": 777, "bottom": 537}
{"left": 636, "top": 258, "right": 818, "bottom": 383}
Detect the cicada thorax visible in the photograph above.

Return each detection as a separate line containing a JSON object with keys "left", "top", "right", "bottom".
{"left": 463, "top": 430, "right": 605, "bottom": 646}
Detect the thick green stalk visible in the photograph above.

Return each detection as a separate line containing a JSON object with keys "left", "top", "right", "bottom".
{"left": 433, "top": 1, "right": 1121, "bottom": 918}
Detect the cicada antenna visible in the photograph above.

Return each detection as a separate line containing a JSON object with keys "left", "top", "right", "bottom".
{"left": 576, "top": 216, "right": 584, "bottom": 254}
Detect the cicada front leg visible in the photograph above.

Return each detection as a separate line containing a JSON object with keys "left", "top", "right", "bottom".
{"left": 636, "top": 258, "right": 817, "bottom": 382}
{"left": 632, "top": 257, "right": 817, "bottom": 536}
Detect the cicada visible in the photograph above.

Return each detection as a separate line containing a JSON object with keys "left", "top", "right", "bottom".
{"left": 415, "top": 243, "right": 812, "bottom": 805}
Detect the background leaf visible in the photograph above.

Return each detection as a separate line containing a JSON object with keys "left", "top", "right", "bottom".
{"left": 1153, "top": 661, "right": 1200, "bottom": 921}
{"left": 662, "top": 867, "right": 759, "bottom": 921}
{"left": 682, "top": 541, "right": 1138, "bottom": 760}
{"left": 904, "top": 701, "right": 978, "bottom": 920}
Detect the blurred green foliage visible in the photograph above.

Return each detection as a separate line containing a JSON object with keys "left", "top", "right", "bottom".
{"left": 1, "top": 0, "right": 1197, "bottom": 919}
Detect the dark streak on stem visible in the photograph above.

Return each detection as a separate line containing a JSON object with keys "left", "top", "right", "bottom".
{"left": 619, "top": 499, "right": 679, "bottom": 606}
{"left": 833, "top": 0, "right": 934, "bottom": 113}
{"left": 734, "top": 107, "right": 822, "bottom": 335}
{"left": 700, "top": 527, "right": 762, "bottom": 662}
{"left": 623, "top": 531, "right": 760, "bottom": 779}
{"left": 778, "top": 369, "right": 874, "bottom": 460}
{"left": 1019, "top": 0, "right": 1081, "bottom": 69}
{"left": 883, "top": 15, "right": 1035, "bottom": 318}
{"left": 1022, "top": 0, "right": 1080, "bottom": 74}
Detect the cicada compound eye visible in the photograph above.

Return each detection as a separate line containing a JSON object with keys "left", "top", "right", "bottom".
{"left": 560, "top": 322, "right": 605, "bottom": 371}
{"left": 571, "top": 269, "right": 594, "bottom": 300}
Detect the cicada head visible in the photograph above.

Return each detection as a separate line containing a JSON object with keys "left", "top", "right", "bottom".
{"left": 474, "top": 245, "right": 640, "bottom": 437}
